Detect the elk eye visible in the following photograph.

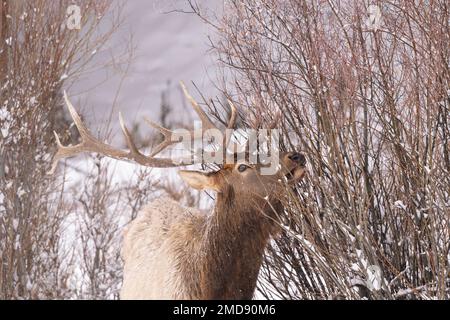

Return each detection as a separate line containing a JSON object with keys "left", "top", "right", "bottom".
{"left": 238, "top": 164, "right": 249, "bottom": 172}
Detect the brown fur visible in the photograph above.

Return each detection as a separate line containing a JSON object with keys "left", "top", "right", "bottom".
{"left": 120, "top": 152, "right": 305, "bottom": 300}
{"left": 174, "top": 186, "right": 283, "bottom": 299}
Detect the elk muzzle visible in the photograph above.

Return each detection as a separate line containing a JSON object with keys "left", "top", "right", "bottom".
{"left": 283, "top": 152, "right": 307, "bottom": 183}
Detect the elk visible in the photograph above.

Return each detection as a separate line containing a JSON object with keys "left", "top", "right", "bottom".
{"left": 50, "top": 84, "right": 307, "bottom": 300}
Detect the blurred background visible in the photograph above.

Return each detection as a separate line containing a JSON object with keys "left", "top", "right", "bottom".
{"left": 71, "top": 0, "right": 222, "bottom": 142}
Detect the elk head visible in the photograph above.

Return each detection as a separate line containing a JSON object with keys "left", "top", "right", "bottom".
{"left": 179, "top": 152, "right": 306, "bottom": 212}
{"left": 50, "top": 82, "right": 306, "bottom": 209}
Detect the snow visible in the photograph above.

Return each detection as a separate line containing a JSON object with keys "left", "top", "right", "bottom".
{"left": 13, "top": 219, "right": 19, "bottom": 231}
{"left": 394, "top": 200, "right": 406, "bottom": 210}
{"left": 1, "top": 127, "right": 8, "bottom": 137}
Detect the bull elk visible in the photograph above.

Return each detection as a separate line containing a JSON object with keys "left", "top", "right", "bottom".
{"left": 50, "top": 84, "right": 307, "bottom": 299}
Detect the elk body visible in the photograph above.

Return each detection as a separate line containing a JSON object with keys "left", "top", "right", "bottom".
{"left": 51, "top": 85, "right": 306, "bottom": 300}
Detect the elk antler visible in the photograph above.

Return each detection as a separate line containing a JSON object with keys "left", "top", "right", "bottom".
{"left": 49, "top": 83, "right": 237, "bottom": 174}
{"left": 145, "top": 82, "right": 237, "bottom": 157}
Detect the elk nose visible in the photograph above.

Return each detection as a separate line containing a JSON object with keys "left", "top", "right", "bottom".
{"left": 289, "top": 152, "right": 306, "bottom": 166}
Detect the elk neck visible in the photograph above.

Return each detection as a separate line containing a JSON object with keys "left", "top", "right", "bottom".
{"left": 195, "top": 185, "right": 283, "bottom": 299}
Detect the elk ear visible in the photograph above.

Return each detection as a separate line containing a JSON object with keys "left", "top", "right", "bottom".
{"left": 179, "top": 170, "right": 221, "bottom": 192}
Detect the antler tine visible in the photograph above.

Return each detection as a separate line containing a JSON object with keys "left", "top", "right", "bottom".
{"left": 48, "top": 130, "right": 77, "bottom": 175}
{"left": 48, "top": 91, "right": 183, "bottom": 175}
{"left": 180, "top": 81, "right": 217, "bottom": 130}
{"left": 226, "top": 100, "right": 238, "bottom": 129}
{"left": 144, "top": 117, "right": 178, "bottom": 157}
{"left": 48, "top": 91, "right": 129, "bottom": 174}
{"left": 145, "top": 82, "right": 220, "bottom": 158}
{"left": 119, "top": 112, "right": 141, "bottom": 155}
{"left": 224, "top": 99, "right": 238, "bottom": 148}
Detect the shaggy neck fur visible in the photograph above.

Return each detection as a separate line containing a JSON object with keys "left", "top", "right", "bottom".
{"left": 181, "top": 186, "right": 282, "bottom": 300}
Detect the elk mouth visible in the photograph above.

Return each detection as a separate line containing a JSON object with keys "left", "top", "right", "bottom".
{"left": 284, "top": 165, "right": 306, "bottom": 183}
